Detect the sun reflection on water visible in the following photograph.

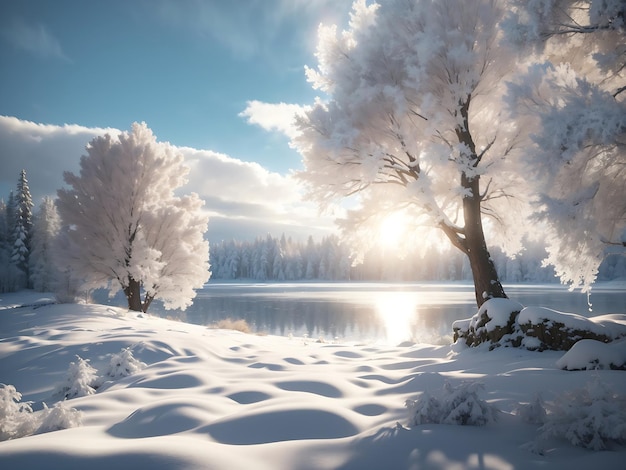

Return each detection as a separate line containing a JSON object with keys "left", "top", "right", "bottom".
{"left": 375, "top": 292, "right": 418, "bottom": 345}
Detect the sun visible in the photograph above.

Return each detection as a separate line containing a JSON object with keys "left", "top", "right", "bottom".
{"left": 377, "top": 212, "right": 408, "bottom": 249}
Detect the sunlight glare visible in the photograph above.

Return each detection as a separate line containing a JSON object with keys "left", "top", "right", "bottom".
{"left": 375, "top": 292, "right": 417, "bottom": 345}
{"left": 378, "top": 212, "right": 407, "bottom": 249}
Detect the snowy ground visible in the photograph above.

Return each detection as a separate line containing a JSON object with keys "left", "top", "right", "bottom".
{"left": 1, "top": 290, "right": 625, "bottom": 469}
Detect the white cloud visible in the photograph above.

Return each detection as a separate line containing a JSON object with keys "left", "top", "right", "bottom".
{"left": 0, "top": 116, "right": 118, "bottom": 203}
{"left": 0, "top": 116, "right": 334, "bottom": 243}
{"left": 179, "top": 145, "right": 334, "bottom": 240}
{"left": 3, "top": 19, "right": 71, "bottom": 62}
{"left": 239, "top": 101, "right": 306, "bottom": 140}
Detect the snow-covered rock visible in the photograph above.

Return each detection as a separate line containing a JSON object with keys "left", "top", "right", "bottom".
{"left": 519, "top": 308, "right": 626, "bottom": 351}
{"left": 453, "top": 299, "right": 626, "bottom": 351}
{"left": 452, "top": 298, "right": 524, "bottom": 349}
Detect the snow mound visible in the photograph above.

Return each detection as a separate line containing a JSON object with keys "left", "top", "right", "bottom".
{"left": 557, "top": 338, "right": 626, "bottom": 370}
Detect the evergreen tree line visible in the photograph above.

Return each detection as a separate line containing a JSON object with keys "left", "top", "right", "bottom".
{"left": 0, "top": 170, "right": 61, "bottom": 293}
{"left": 210, "top": 235, "right": 626, "bottom": 283}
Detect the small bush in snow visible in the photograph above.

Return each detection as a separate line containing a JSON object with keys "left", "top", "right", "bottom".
{"left": 60, "top": 355, "right": 98, "bottom": 399}
{"left": 104, "top": 347, "right": 146, "bottom": 380}
{"left": 0, "top": 384, "right": 36, "bottom": 440}
{"left": 538, "top": 379, "right": 626, "bottom": 450}
{"left": 516, "top": 393, "right": 547, "bottom": 425}
{"left": 406, "top": 381, "right": 499, "bottom": 426}
{"left": 36, "top": 401, "right": 82, "bottom": 434}
{"left": 0, "top": 384, "right": 82, "bottom": 441}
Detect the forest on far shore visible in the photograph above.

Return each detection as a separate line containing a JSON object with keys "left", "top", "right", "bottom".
{"left": 209, "top": 234, "right": 626, "bottom": 283}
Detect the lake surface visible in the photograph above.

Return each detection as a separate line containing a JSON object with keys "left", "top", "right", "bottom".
{"left": 146, "top": 281, "right": 626, "bottom": 345}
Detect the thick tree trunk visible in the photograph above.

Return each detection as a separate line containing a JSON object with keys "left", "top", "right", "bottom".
{"left": 124, "top": 277, "right": 143, "bottom": 312}
{"left": 454, "top": 97, "right": 507, "bottom": 307}
{"left": 462, "top": 174, "right": 507, "bottom": 307}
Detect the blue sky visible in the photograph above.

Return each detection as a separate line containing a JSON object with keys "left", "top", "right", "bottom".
{"left": 0, "top": 0, "right": 353, "bottom": 241}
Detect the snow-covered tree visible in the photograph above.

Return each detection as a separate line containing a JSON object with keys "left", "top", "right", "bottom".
{"left": 292, "top": 0, "right": 529, "bottom": 306}
{"left": 0, "top": 200, "right": 11, "bottom": 292}
{"left": 56, "top": 122, "right": 210, "bottom": 312}
{"left": 59, "top": 356, "right": 98, "bottom": 399}
{"left": 11, "top": 170, "right": 34, "bottom": 287}
{"left": 504, "top": 1, "right": 626, "bottom": 291}
{"left": 0, "top": 197, "right": 22, "bottom": 293}
{"left": 30, "top": 197, "right": 61, "bottom": 292}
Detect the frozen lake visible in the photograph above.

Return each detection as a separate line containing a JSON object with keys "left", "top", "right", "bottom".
{"left": 146, "top": 281, "right": 626, "bottom": 344}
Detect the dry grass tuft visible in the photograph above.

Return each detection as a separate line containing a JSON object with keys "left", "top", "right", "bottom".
{"left": 211, "top": 318, "right": 251, "bottom": 334}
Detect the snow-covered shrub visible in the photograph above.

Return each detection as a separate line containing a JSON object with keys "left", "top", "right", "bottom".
{"left": 406, "top": 390, "right": 443, "bottom": 425}
{"left": 36, "top": 401, "right": 82, "bottom": 434}
{"left": 0, "top": 384, "right": 36, "bottom": 440}
{"left": 406, "top": 381, "right": 499, "bottom": 426}
{"left": 538, "top": 379, "right": 626, "bottom": 450}
{"left": 59, "top": 355, "right": 98, "bottom": 399}
{"left": 0, "top": 385, "right": 82, "bottom": 440}
{"left": 516, "top": 393, "right": 547, "bottom": 425}
{"left": 104, "top": 347, "right": 146, "bottom": 379}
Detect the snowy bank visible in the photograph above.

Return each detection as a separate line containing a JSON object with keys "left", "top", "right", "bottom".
{"left": 1, "top": 291, "right": 625, "bottom": 469}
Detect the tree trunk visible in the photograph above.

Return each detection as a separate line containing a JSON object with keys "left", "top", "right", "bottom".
{"left": 124, "top": 277, "right": 143, "bottom": 312}
{"left": 462, "top": 174, "right": 507, "bottom": 307}
{"left": 142, "top": 293, "right": 154, "bottom": 314}
{"left": 454, "top": 97, "right": 507, "bottom": 307}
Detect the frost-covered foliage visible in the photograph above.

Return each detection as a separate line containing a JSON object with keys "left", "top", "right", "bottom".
{"left": 59, "top": 348, "right": 146, "bottom": 398}
{"left": 293, "top": 0, "right": 531, "bottom": 306}
{"left": 37, "top": 401, "right": 83, "bottom": 434}
{"left": 0, "top": 384, "right": 36, "bottom": 441}
{"left": 504, "top": 1, "right": 626, "bottom": 292}
{"left": 29, "top": 197, "right": 61, "bottom": 292}
{"left": 517, "top": 393, "right": 547, "bottom": 425}
{"left": 56, "top": 122, "right": 210, "bottom": 312}
{"left": 60, "top": 355, "right": 98, "bottom": 399}
{"left": 11, "top": 170, "right": 34, "bottom": 287}
{"left": 0, "top": 171, "right": 35, "bottom": 292}
{"left": 406, "top": 381, "right": 499, "bottom": 426}
{"left": 508, "top": 62, "right": 626, "bottom": 292}
{"left": 104, "top": 347, "right": 146, "bottom": 380}
{"left": 280, "top": 0, "right": 625, "bottom": 299}
{"left": 1, "top": 384, "right": 82, "bottom": 441}
{"left": 504, "top": 0, "right": 625, "bottom": 61}
{"left": 0, "top": 199, "right": 19, "bottom": 293}
{"left": 538, "top": 379, "right": 626, "bottom": 450}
